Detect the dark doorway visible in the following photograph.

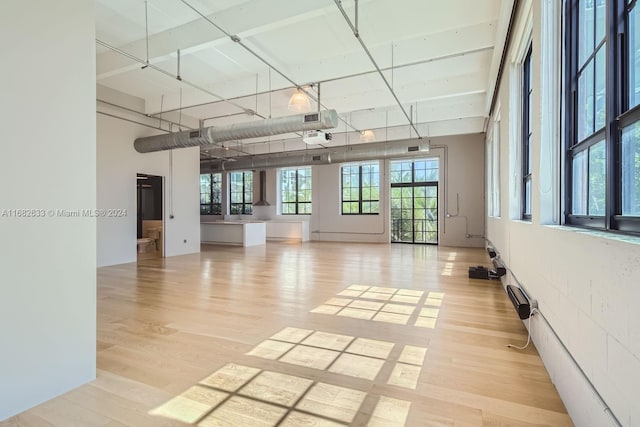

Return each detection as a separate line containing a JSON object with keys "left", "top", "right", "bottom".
{"left": 136, "top": 174, "right": 164, "bottom": 259}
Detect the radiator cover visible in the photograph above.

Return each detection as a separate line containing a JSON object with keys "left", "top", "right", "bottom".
{"left": 506, "top": 285, "right": 531, "bottom": 319}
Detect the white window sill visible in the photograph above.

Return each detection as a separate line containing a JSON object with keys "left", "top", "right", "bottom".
{"left": 543, "top": 224, "right": 640, "bottom": 246}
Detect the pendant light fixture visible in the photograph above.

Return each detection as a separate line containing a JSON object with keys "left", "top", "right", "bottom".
{"left": 359, "top": 129, "right": 376, "bottom": 143}
{"left": 288, "top": 88, "right": 311, "bottom": 112}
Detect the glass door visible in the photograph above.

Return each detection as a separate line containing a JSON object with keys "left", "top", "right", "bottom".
{"left": 390, "top": 159, "right": 439, "bottom": 244}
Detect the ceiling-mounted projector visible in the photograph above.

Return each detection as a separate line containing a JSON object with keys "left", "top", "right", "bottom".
{"left": 303, "top": 130, "right": 332, "bottom": 144}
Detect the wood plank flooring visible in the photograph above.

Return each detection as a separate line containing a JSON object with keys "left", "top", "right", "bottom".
{"left": 1, "top": 242, "right": 573, "bottom": 426}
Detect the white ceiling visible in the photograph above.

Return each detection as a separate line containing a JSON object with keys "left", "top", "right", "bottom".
{"left": 95, "top": 0, "right": 512, "bottom": 159}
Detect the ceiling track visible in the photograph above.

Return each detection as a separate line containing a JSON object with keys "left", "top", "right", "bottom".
{"left": 333, "top": 0, "right": 421, "bottom": 139}
{"left": 96, "top": 39, "right": 265, "bottom": 120}
{"left": 97, "top": 99, "right": 194, "bottom": 130}
{"left": 177, "top": 0, "right": 358, "bottom": 133}
{"left": 97, "top": 111, "right": 171, "bottom": 133}
{"left": 146, "top": 45, "right": 493, "bottom": 118}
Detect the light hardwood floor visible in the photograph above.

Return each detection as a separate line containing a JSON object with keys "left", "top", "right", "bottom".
{"left": 2, "top": 242, "right": 573, "bottom": 426}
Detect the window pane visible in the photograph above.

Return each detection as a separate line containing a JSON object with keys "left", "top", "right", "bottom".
{"left": 579, "top": 0, "right": 595, "bottom": 65}
{"left": 595, "top": 0, "right": 606, "bottom": 44}
{"left": 527, "top": 136, "right": 533, "bottom": 175}
{"left": 594, "top": 46, "right": 606, "bottom": 131}
{"left": 588, "top": 140, "right": 606, "bottom": 215}
{"left": 341, "top": 163, "right": 378, "bottom": 215}
{"left": 372, "top": 171, "right": 380, "bottom": 186}
{"left": 524, "top": 178, "right": 531, "bottom": 216}
{"left": 572, "top": 150, "right": 588, "bottom": 215}
{"left": 630, "top": 4, "right": 640, "bottom": 109}
{"left": 371, "top": 187, "right": 379, "bottom": 200}
{"left": 200, "top": 174, "right": 211, "bottom": 191}
{"left": 578, "top": 60, "right": 595, "bottom": 141}
{"left": 362, "top": 188, "right": 371, "bottom": 200}
{"left": 622, "top": 122, "right": 640, "bottom": 215}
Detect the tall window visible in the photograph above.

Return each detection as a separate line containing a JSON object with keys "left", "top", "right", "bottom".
{"left": 341, "top": 162, "right": 380, "bottom": 214}
{"left": 522, "top": 45, "right": 533, "bottom": 220}
{"left": 566, "top": 0, "right": 640, "bottom": 233}
{"left": 390, "top": 159, "right": 439, "bottom": 244}
{"left": 281, "top": 167, "right": 312, "bottom": 215}
{"left": 229, "top": 171, "right": 253, "bottom": 215}
{"left": 622, "top": 0, "right": 640, "bottom": 221}
{"left": 200, "top": 173, "right": 222, "bottom": 215}
{"left": 489, "top": 116, "right": 501, "bottom": 218}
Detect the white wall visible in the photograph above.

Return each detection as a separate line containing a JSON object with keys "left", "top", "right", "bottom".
{"left": 97, "top": 113, "right": 200, "bottom": 267}
{"left": 487, "top": 1, "right": 640, "bottom": 426}
{"left": 312, "top": 135, "right": 484, "bottom": 246}
{"left": 0, "top": 0, "right": 96, "bottom": 420}
{"left": 434, "top": 134, "right": 486, "bottom": 247}
{"left": 204, "top": 134, "right": 485, "bottom": 247}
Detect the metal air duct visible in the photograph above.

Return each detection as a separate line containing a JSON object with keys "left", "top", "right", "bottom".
{"left": 134, "top": 110, "right": 339, "bottom": 153}
{"left": 203, "top": 139, "right": 430, "bottom": 173}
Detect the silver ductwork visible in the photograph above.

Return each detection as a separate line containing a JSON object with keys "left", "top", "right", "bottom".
{"left": 134, "top": 109, "right": 339, "bottom": 153}
{"left": 202, "top": 139, "right": 430, "bottom": 173}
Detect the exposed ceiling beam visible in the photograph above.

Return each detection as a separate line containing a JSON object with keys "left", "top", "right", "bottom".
{"left": 97, "top": 0, "right": 338, "bottom": 80}
{"left": 146, "top": 42, "right": 494, "bottom": 117}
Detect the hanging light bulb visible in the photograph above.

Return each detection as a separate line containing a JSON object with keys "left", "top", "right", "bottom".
{"left": 288, "top": 88, "right": 311, "bottom": 112}
{"left": 359, "top": 129, "right": 376, "bottom": 143}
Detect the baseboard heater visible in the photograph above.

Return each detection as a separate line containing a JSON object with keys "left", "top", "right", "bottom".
{"left": 507, "top": 285, "right": 531, "bottom": 319}
{"left": 468, "top": 257, "right": 506, "bottom": 280}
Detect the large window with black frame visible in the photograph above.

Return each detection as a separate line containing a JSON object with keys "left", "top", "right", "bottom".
{"left": 390, "top": 158, "right": 439, "bottom": 244}
{"left": 341, "top": 162, "right": 380, "bottom": 215}
{"left": 200, "top": 173, "right": 222, "bottom": 215}
{"left": 566, "top": 0, "right": 640, "bottom": 233}
{"left": 522, "top": 44, "right": 533, "bottom": 220}
{"left": 281, "top": 167, "right": 312, "bottom": 215}
{"left": 229, "top": 170, "right": 253, "bottom": 215}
